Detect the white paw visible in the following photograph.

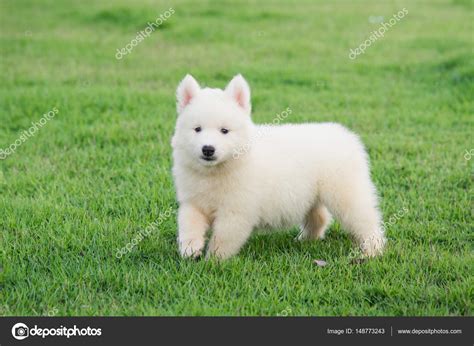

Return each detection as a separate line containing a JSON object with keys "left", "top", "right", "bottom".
{"left": 179, "top": 238, "right": 204, "bottom": 259}
{"left": 296, "top": 231, "right": 310, "bottom": 241}
{"left": 296, "top": 228, "right": 325, "bottom": 241}
{"left": 359, "top": 234, "right": 386, "bottom": 257}
{"left": 205, "top": 238, "right": 236, "bottom": 260}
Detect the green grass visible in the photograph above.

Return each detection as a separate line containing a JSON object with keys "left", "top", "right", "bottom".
{"left": 0, "top": 0, "right": 473, "bottom": 316}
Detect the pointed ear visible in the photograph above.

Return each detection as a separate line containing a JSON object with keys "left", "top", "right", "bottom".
{"left": 225, "top": 74, "right": 251, "bottom": 115}
{"left": 176, "top": 74, "right": 200, "bottom": 113}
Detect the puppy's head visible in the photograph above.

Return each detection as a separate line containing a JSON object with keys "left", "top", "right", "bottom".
{"left": 172, "top": 74, "right": 254, "bottom": 168}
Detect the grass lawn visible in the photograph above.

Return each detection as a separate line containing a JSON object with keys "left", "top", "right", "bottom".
{"left": 0, "top": 0, "right": 472, "bottom": 316}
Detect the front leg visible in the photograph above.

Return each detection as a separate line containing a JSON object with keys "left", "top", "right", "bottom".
{"left": 207, "top": 213, "right": 254, "bottom": 260}
{"left": 177, "top": 203, "right": 209, "bottom": 258}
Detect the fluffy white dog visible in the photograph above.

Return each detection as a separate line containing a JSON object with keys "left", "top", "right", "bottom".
{"left": 172, "top": 74, "right": 386, "bottom": 259}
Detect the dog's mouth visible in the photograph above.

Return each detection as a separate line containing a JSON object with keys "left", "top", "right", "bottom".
{"left": 200, "top": 156, "right": 216, "bottom": 162}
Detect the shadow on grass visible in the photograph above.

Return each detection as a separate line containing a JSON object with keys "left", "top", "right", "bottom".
{"left": 128, "top": 226, "right": 379, "bottom": 267}
{"left": 240, "top": 228, "right": 355, "bottom": 262}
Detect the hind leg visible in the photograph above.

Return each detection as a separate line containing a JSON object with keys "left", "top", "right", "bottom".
{"left": 322, "top": 176, "right": 386, "bottom": 257}
{"left": 298, "top": 204, "right": 333, "bottom": 241}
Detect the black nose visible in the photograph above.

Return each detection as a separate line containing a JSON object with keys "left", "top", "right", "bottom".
{"left": 202, "top": 145, "right": 215, "bottom": 157}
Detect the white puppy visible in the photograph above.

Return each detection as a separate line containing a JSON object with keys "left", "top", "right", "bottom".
{"left": 172, "top": 74, "right": 386, "bottom": 260}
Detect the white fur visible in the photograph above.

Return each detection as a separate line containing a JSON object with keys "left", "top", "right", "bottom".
{"left": 172, "top": 74, "right": 386, "bottom": 259}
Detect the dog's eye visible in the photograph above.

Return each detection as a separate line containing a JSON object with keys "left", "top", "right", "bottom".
{"left": 220, "top": 128, "right": 229, "bottom": 134}
{"left": 194, "top": 127, "right": 202, "bottom": 133}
